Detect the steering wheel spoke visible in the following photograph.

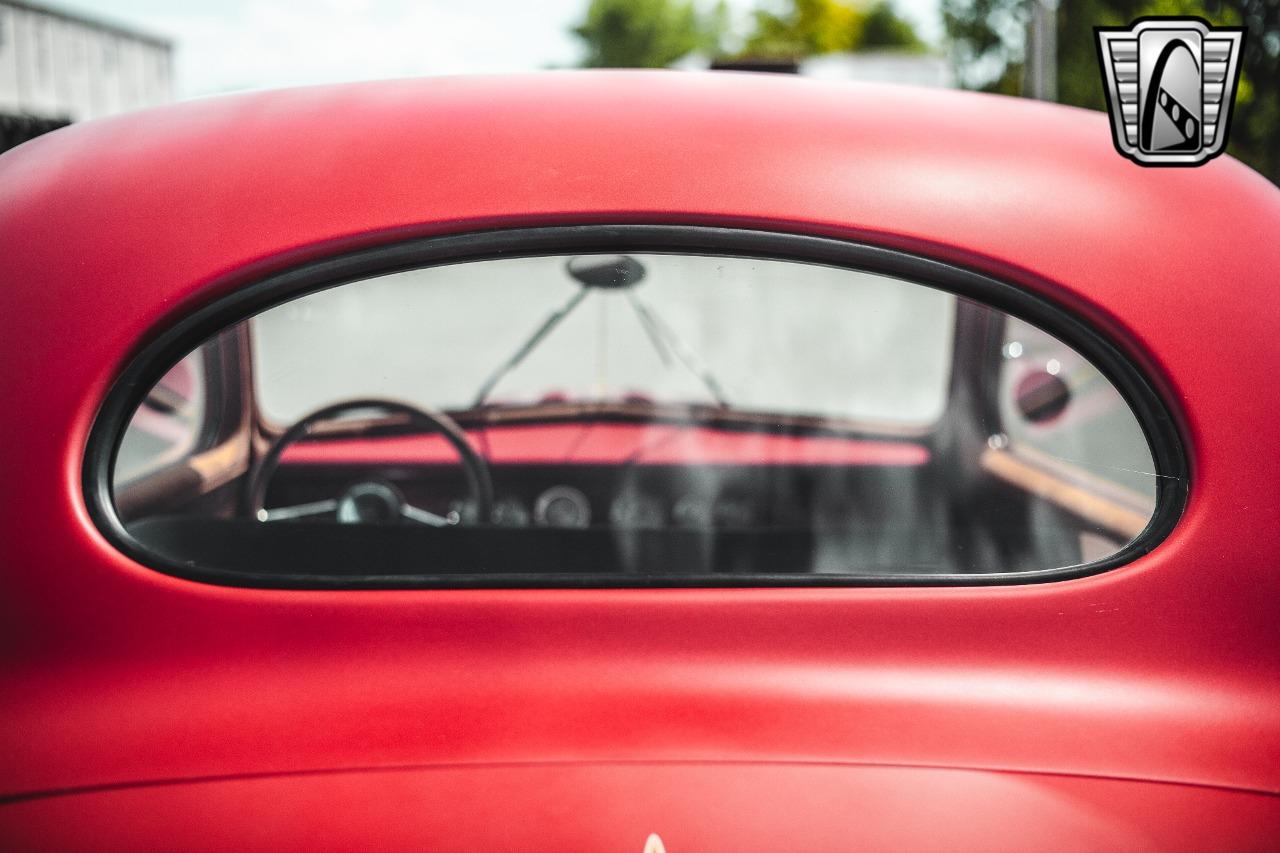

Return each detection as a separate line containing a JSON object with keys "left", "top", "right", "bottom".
{"left": 400, "top": 503, "right": 454, "bottom": 527}
{"left": 255, "top": 498, "right": 339, "bottom": 522}
{"left": 248, "top": 399, "right": 494, "bottom": 527}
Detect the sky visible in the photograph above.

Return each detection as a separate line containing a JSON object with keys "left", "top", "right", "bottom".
{"left": 55, "top": 0, "right": 945, "bottom": 99}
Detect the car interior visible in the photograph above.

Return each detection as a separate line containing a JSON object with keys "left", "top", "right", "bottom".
{"left": 108, "top": 252, "right": 1160, "bottom": 583}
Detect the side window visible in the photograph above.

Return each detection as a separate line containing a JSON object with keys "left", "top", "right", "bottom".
{"left": 99, "top": 250, "right": 1176, "bottom": 586}
{"left": 114, "top": 350, "right": 207, "bottom": 484}
{"left": 996, "top": 318, "right": 1157, "bottom": 559}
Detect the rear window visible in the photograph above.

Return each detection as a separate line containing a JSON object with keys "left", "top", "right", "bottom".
{"left": 98, "top": 245, "right": 1178, "bottom": 586}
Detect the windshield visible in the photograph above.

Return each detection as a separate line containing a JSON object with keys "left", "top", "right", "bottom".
{"left": 252, "top": 254, "right": 956, "bottom": 426}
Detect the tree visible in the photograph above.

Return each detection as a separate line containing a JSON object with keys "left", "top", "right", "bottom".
{"left": 740, "top": 0, "right": 924, "bottom": 59}
{"left": 941, "top": 0, "right": 1031, "bottom": 92}
{"left": 743, "top": 0, "right": 865, "bottom": 56}
{"left": 862, "top": 1, "right": 927, "bottom": 50}
{"left": 573, "top": 0, "right": 727, "bottom": 68}
{"left": 943, "top": 0, "right": 1280, "bottom": 181}
{"left": 571, "top": 0, "right": 926, "bottom": 68}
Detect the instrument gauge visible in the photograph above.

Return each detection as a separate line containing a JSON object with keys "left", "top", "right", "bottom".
{"left": 533, "top": 486, "right": 592, "bottom": 529}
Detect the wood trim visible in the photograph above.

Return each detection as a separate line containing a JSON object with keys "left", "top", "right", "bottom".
{"left": 980, "top": 446, "right": 1152, "bottom": 540}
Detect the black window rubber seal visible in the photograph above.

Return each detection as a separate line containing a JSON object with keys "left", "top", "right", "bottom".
{"left": 82, "top": 225, "right": 1189, "bottom": 590}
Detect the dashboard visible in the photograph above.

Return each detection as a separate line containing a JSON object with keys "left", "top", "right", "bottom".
{"left": 264, "top": 462, "right": 832, "bottom": 532}
{"left": 267, "top": 423, "right": 935, "bottom": 533}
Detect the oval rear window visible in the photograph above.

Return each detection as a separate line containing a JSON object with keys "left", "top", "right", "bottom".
{"left": 94, "top": 238, "right": 1182, "bottom": 587}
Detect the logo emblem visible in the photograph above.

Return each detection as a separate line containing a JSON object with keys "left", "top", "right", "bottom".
{"left": 1096, "top": 18, "right": 1245, "bottom": 166}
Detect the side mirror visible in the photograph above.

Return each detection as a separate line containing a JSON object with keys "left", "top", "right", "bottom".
{"left": 1014, "top": 370, "right": 1071, "bottom": 424}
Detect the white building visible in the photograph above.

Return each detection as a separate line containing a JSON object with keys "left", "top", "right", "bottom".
{"left": 0, "top": 0, "right": 172, "bottom": 123}
{"left": 799, "top": 51, "right": 953, "bottom": 88}
{"left": 697, "top": 51, "right": 954, "bottom": 89}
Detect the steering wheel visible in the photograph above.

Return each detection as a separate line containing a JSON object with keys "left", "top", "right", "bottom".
{"left": 249, "top": 399, "right": 493, "bottom": 526}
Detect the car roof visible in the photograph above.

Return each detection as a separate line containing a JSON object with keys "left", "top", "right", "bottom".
{"left": 2, "top": 71, "right": 1280, "bottom": 802}
{"left": 1, "top": 71, "right": 1275, "bottom": 335}
{"left": 2, "top": 70, "right": 1277, "bottom": 315}
{"left": 3, "top": 71, "right": 1275, "bottom": 439}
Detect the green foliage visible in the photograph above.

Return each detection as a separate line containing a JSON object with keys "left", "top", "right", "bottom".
{"left": 743, "top": 0, "right": 865, "bottom": 56}
{"left": 1055, "top": 0, "right": 1132, "bottom": 109}
{"left": 943, "top": 0, "right": 1280, "bottom": 182}
{"left": 572, "top": 0, "right": 927, "bottom": 67}
{"left": 740, "top": 0, "right": 925, "bottom": 58}
{"left": 1198, "top": 0, "right": 1280, "bottom": 182}
{"left": 941, "top": 0, "right": 1030, "bottom": 89}
{"left": 573, "top": 0, "right": 726, "bottom": 68}
{"left": 862, "top": 2, "right": 927, "bottom": 50}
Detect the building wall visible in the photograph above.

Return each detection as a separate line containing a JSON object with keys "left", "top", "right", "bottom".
{"left": 691, "top": 51, "right": 955, "bottom": 89}
{"left": 0, "top": 1, "right": 172, "bottom": 122}
{"left": 800, "top": 52, "right": 954, "bottom": 89}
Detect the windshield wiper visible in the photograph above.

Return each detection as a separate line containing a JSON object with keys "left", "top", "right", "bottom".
{"left": 471, "top": 255, "right": 730, "bottom": 409}
{"left": 625, "top": 289, "right": 728, "bottom": 406}
{"left": 471, "top": 287, "right": 588, "bottom": 408}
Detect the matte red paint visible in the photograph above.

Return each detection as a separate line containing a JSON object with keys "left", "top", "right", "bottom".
{"left": 279, "top": 424, "right": 931, "bottom": 466}
{"left": 0, "top": 72, "right": 1278, "bottom": 844}
{"left": 4, "top": 764, "right": 1280, "bottom": 852}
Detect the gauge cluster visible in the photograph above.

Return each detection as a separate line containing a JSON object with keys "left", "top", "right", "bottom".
{"left": 446, "top": 480, "right": 763, "bottom": 530}
{"left": 443, "top": 490, "right": 733, "bottom": 530}
{"left": 265, "top": 457, "right": 920, "bottom": 536}
{"left": 333, "top": 468, "right": 778, "bottom": 532}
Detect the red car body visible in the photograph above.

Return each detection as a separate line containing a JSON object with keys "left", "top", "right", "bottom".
{"left": 1, "top": 72, "right": 1279, "bottom": 849}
